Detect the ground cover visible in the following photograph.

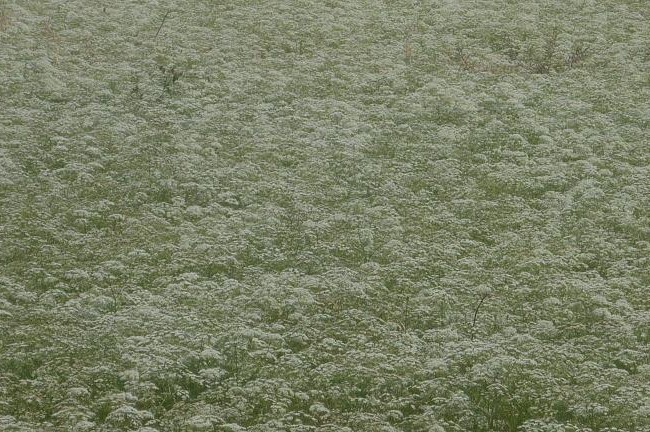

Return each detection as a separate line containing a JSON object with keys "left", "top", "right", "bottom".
{"left": 0, "top": 1, "right": 648, "bottom": 431}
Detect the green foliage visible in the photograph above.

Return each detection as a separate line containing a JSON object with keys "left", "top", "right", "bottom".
{"left": 0, "top": 0, "right": 648, "bottom": 430}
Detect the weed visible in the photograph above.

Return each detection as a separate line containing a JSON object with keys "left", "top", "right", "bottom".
{"left": 404, "top": 41, "right": 413, "bottom": 65}
{"left": 159, "top": 64, "right": 183, "bottom": 95}
{"left": 526, "top": 28, "right": 560, "bottom": 74}
{"left": 566, "top": 40, "right": 590, "bottom": 68}
{"left": 0, "top": 8, "right": 10, "bottom": 32}
{"left": 41, "top": 17, "right": 62, "bottom": 63}
{"left": 453, "top": 46, "right": 474, "bottom": 71}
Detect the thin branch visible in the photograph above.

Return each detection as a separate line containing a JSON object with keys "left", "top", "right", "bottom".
{"left": 471, "top": 293, "right": 490, "bottom": 341}
{"left": 155, "top": 10, "right": 171, "bottom": 39}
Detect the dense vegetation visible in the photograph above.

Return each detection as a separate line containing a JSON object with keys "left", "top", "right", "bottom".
{"left": 1, "top": 0, "right": 648, "bottom": 431}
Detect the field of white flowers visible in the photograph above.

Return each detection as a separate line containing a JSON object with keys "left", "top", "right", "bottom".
{"left": 1, "top": 0, "right": 649, "bottom": 431}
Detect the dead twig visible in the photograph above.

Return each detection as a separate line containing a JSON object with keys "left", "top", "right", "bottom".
{"left": 155, "top": 10, "right": 171, "bottom": 39}
{"left": 471, "top": 292, "right": 490, "bottom": 341}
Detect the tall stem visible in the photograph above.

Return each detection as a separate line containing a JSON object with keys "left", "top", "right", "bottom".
{"left": 471, "top": 293, "right": 490, "bottom": 341}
